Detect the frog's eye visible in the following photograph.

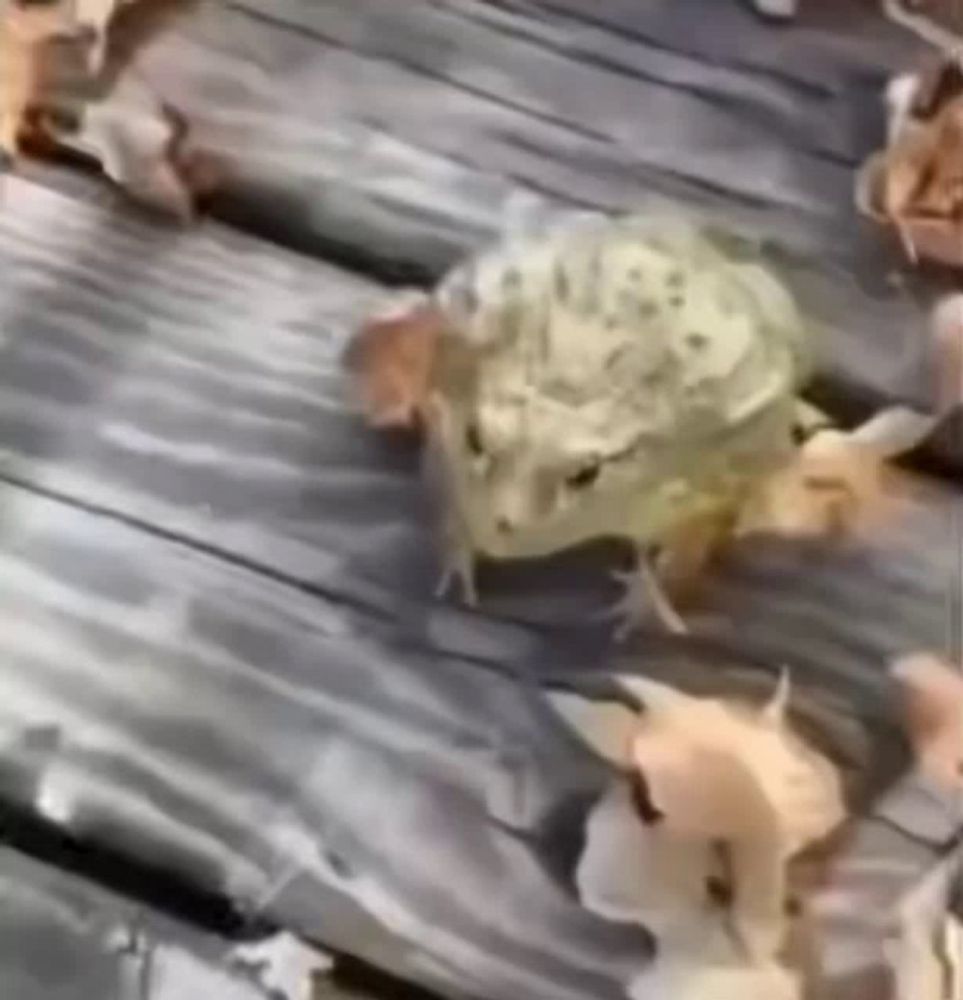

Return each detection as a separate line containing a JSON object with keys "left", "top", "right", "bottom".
{"left": 566, "top": 462, "right": 601, "bottom": 490}
{"left": 465, "top": 421, "right": 485, "bottom": 457}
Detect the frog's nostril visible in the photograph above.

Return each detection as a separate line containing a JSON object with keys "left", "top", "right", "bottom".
{"left": 495, "top": 515, "right": 513, "bottom": 535}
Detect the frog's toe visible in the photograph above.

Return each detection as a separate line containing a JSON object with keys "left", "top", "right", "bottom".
{"left": 605, "top": 560, "right": 688, "bottom": 638}
{"left": 598, "top": 580, "right": 646, "bottom": 642}
{"left": 435, "top": 556, "right": 478, "bottom": 607}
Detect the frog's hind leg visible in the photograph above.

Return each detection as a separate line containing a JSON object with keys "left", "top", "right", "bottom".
{"left": 607, "top": 507, "right": 738, "bottom": 638}
{"left": 655, "top": 510, "right": 735, "bottom": 605}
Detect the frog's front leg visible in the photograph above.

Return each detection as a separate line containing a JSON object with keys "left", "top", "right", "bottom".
{"left": 608, "top": 547, "right": 688, "bottom": 639}
{"left": 422, "top": 432, "right": 479, "bottom": 606}
{"left": 608, "top": 508, "right": 735, "bottom": 638}
{"left": 435, "top": 516, "right": 478, "bottom": 607}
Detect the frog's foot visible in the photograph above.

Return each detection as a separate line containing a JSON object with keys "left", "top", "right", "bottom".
{"left": 607, "top": 553, "right": 688, "bottom": 639}
{"left": 435, "top": 539, "right": 478, "bottom": 607}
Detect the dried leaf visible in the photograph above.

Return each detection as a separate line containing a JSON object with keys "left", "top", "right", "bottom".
{"left": 0, "top": 0, "right": 203, "bottom": 218}
{"left": 543, "top": 690, "right": 638, "bottom": 766}
{"left": 892, "top": 653, "right": 963, "bottom": 790}
{"left": 71, "top": 73, "right": 209, "bottom": 221}
{"left": 736, "top": 428, "right": 897, "bottom": 540}
{"left": 576, "top": 782, "right": 715, "bottom": 934}
{"left": 628, "top": 957, "right": 801, "bottom": 1000}
{"left": 858, "top": 57, "right": 963, "bottom": 268}
{"left": 0, "top": 2, "right": 64, "bottom": 158}
{"left": 931, "top": 294, "right": 963, "bottom": 410}
{"left": 622, "top": 677, "right": 845, "bottom": 853}
{"left": 884, "top": 0, "right": 963, "bottom": 54}
{"left": 0, "top": 0, "right": 137, "bottom": 158}
{"left": 554, "top": 676, "right": 845, "bottom": 966}
{"left": 346, "top": 293, "right": 443, "bottom": 429}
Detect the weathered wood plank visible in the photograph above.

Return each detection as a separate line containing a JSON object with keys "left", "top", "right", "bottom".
{"left": 0, "top": 470, "right": 954, "bottom": 1000}
{"left": 0, "top": 176, "right": 956, "bottom": 661}
{"left": 66, "top": 0, "right": 960, "bottom": 471}
{"left": 0, "top": 478, "right": 645, "bottom": 1000}
{"left": 0, "top": 175, "right": 960, "bottom": 997}
{"left": 0, "top": 848, "right": 276, "bottom": 1000}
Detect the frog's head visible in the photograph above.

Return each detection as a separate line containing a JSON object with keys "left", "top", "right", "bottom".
{"left": 438, "top": 348, "right": 668, "bottom": 556}
{"left": 349, "top": 287, "right": 656, "bottom": 557}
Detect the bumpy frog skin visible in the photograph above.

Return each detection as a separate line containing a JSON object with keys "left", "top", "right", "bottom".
{"left": 428, "top": 219, "right": 809, "bottom": 569}
{"left": 350, "top": 214, "right": 943, "bottom": 630}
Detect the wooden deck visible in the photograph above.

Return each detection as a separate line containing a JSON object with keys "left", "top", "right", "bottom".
{"left": 1, "top": 2, "right": 961, "bottom": 999}
{"left": 95, "top": 0, "right": 961, "bottom": 462}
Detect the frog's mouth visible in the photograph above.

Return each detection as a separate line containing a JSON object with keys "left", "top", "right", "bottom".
{"left": 453, "top": 483, "right": 615, "bottom": 560}
{"left": 467, "top": 518, "right": 589, "bottom": 560}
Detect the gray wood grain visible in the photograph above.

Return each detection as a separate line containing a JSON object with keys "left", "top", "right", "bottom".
{"left": 0, "top": 468, "right": 950, "bottom": 1000}
{"left": 0, "top": 173, "right": 959, "bottom": 998}
{"left": 0, "top": 177, "right": 956, "bottom": 666}
{"left": 6, "top": 0, "right": 963, "bottom": 984}
{"left": 0, "top": 848, "right": 274, "bottom": 1000}
{"left": 70, "top": 0, "right": 962, "bottom": 474}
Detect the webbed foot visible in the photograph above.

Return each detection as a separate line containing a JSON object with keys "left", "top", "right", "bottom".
{"left": 605, "top": 552, "right": 688, "bottom": 639}
{"left": 435, "top": 533, "right": 478, "bottom": 607}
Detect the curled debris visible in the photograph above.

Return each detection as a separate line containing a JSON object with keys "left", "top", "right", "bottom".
{"left": 548, "top": 674, "right": 846, "bottom": 974}
{"left": 892, "top": 653, "right": 963, "bottom": 790}
{"left": 931, "top": 294, "right": 963, "bottom": 410}
{"left": 0, "top": 0, "right": 132, "bottom": 160}
{"left": 628, "top": 957, "right": 801, "bottom": 1000}
{"left": 857, "top": 57, "right": 963, "bottom": 268}
{"left": 883, "top": 0, "right": 963, "bottom": 53}
{"left": 1, "top": 0, "right": 215, "bottom": 219}
{"left": 735, "top": 426, "right": 899, "bottom": 539}
{"left": 346, "top": 291, "right": 443, "bottom": 429}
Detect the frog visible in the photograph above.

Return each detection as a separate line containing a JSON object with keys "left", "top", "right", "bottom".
{"left": 348, "top": 213, "right": 944, "bottom": 635}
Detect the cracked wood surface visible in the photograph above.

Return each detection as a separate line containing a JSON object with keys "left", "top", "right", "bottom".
{"left": 3, "top": 1, "right": 963, "bottom": 997}
{"left": 0, "top": 173, "right": 959, "bottom": 1000}
{"left": 64, "top": 0, "right": 963, "bottom": 468}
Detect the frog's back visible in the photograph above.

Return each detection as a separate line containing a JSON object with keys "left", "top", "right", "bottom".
{"left": 437, "top": 215, "right": 811, "bottom": 468}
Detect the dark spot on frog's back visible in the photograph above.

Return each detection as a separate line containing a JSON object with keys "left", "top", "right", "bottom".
{"left": 502, "top": 267, "right": 522, "bottom": 294}
{"left": 554, "top": 264, "right": 570, "bottom": 303}
{"left": 718, "top": 290, "right": 737, "bottom": 318}
{"left": 666, "top": 269, "right": 685, "bottom": 290}
{"left": 638, "top": 298, "right": 659, "bottom": 320}
{"left": 579, "top": 251, "right": 603, "bottom": 314}
{"left": 687, "top": 331, "right": 708, "bottom": 350}
{"left": 455, "top": 267, "right": 480, "bottom": 316}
